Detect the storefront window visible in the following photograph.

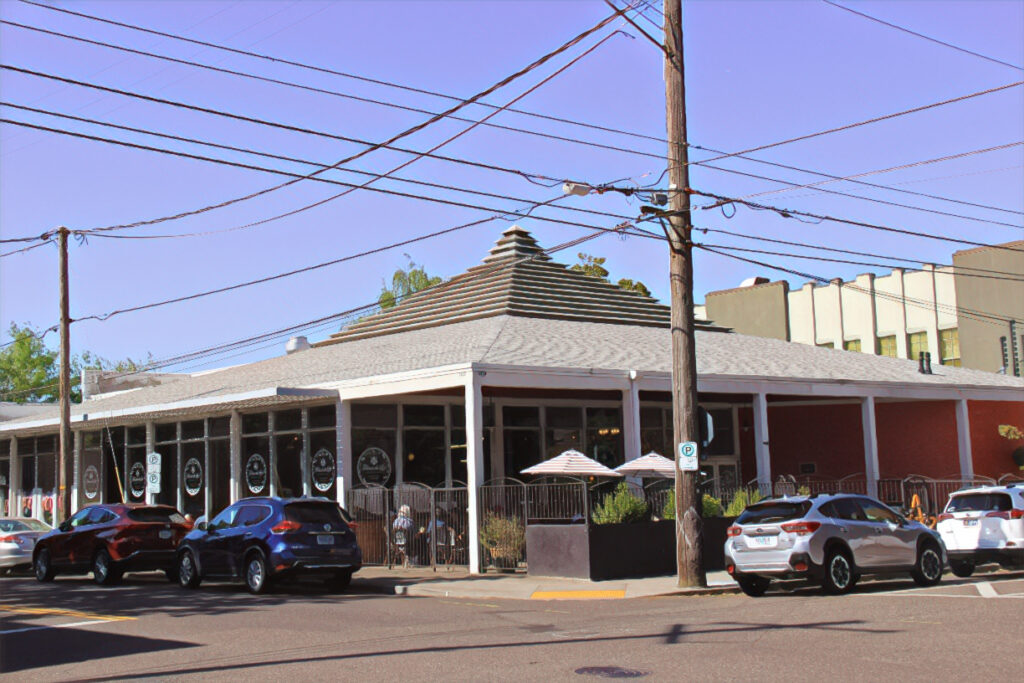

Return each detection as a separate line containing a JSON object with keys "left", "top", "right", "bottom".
{"left": 308, "top": 429, "right": 337, "bottom": 498}
{"left": 153, "top": 425, "right": 178, "bottom": 508}
{"left": 79, "top": 431, "right": 102, "bottom": 509}
{"left": 706, "top": 408, "right": 735, "bottom": 456}
{"left": 243, "top": 436, "right": 270, "bottom": 496}
{"left": 545, "top": 406, "right": 582, "bottom": 458}
{"left": 351, "top": 429, "right": 395, "bottom": 487}
{"left": 181, "top": 441, "right": 205, "bottom": 518}
{"left": 275, "top": 433, "right": 304, "bottom": 498}
{"left": 585, "top": 407, "right": 623, "bottom": 469}
{"left": 403, "top": 429, "right": 446, "bottom": 486}
{"left": 208, "top": 439, "right": 231, "bottom": 517}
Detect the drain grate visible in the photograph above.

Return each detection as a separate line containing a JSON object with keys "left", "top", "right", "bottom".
{"left": 575, "top": 666, "right": 650, "bottom": 678}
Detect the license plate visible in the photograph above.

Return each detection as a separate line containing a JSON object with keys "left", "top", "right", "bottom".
{"left": 317, "top": 534, "right": 334, "bottom": 545}
{"left": 752, "top": 535, "right": 777, "bottom": 547}
{"left": 158, "top": 530, "right": 172, "bottom": 539}
{"left": 964, "top": 519, "right": 979, "bottom": 527}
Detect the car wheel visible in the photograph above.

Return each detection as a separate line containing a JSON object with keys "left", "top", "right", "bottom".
{"left": 178, "top": 550, "right": 201, "bottom": 589}
{"left": 92, "top": 548, "right": 122, "bottom": 586}
{"left": 737, "top": 576, "right": 770, "bottom": 597}
{"left": 822, "top": 548, "right": 855, "bottom": 595}
{"left": 328, "top": 570, "right": 353, "bottom": 592}
{"left": 34, "top": 548, "right": 55, "bottom": 582}
{"left": 244, "top": 551, "right": 269, "bottom": 595}
{"left": 912, "top": 544, "right": 943, "bottom": 586}
{"left": 949, "top": 560, "right": 974, "bottom": 578}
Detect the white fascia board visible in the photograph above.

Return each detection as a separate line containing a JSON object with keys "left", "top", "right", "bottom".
{"left": 471, "top": 364, "right": 632, "bottom": 391}
{"left": 635, "top": 371, "right": 1024, "bottom": 402}
{"left": 315, "top": 363, "right": 472, "bottom": 400}
{"left": 0, "top": 387, "right": 338, "bottom": 435}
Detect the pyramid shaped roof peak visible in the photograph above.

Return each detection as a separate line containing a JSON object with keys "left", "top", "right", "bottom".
{"left": 482, "top": 225, "right": 549, "bottom": 264}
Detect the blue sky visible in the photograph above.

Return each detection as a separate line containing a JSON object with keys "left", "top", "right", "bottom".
{"left": 1, "top": 0, "right": 1021, "bottom": 372}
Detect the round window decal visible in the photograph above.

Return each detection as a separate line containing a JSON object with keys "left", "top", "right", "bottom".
{"left": 184, "top": 457, "right": 203, "bottom": 497}
{"left": 356, "top": 447, "right": 391, "bottom": 486}
{"left": 245, "top": 453, "right": 267, "bottom": 494}
{"left": 83, "top": 465, "right": 100, "bottom": 500}
{"left": 128, "top": 462, "right": 147, "bottom": 499}
{"left": 311, "top": 448, "right": 336, "bottom": 492}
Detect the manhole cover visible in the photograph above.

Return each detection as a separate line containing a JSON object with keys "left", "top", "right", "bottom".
{"left": 575, "top": 666, "right": 650, "bottom": 678}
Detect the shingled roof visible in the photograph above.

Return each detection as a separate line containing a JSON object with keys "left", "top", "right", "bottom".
{"left": 316, "top": 226, "right": 709, "bottom": 346}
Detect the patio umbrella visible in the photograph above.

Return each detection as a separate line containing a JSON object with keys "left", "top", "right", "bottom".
{"left": 614, "top": 452, "right": 676, "bottom": 478}
{"left": 520, "top": 449, "right": 623, "bottom": 478}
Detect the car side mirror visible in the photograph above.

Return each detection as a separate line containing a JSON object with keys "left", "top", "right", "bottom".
{"left": 59, "top": 521, "right": 71, "bottom": 532}
{"left": 197, "top": 521, "right": 208, "bottom": 532}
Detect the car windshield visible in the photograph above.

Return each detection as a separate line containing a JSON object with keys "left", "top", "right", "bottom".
{"left": 0, "top": 519, "right": 47, "bottom": 532}
{"left": 736, "top": 501, "right": 811, "bottom": 525}
{"left": 127, "top": 507, "right": 187, "bottom": 524}
{"left": 285, "top": 502, "right": 348, "bottom": 528}
{"left": 946, "top": 493, "right": 1012, "bottom": 512}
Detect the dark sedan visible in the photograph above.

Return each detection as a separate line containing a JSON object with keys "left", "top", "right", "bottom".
{"left": 177, "top": 497, "right": 361, "bottom": 594}
{"left": 33, "top": 504, "right": 191, "bottom": 585}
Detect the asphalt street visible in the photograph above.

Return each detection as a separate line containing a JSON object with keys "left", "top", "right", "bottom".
{"left": 1, "top": 571, "right": 1022, "bottom": 681}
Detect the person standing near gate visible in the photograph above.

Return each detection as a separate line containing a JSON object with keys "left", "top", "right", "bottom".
{"left": 393, "top": 504, "right": 414, "bottom": 567}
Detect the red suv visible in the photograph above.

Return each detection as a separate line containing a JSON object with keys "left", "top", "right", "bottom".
{"left": 33, "top": 504, "right": 190, "bottom": 585}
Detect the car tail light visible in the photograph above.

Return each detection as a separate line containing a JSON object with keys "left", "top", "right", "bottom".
{"left": 0, "top": 535, "right": 15, "bottom": 543}
{"left": 780, "top": 521, "right": 821, "bottom": 535}
{"left": 347, "top": 521, "right": 359, "bottom": 531}
{"left": 726, "top": 526, "right": 742, "bottom": 537}
{"left": 936, "top": 513, "right": 954, "bottom": 522}
{"left": 793, "top": 561, "right": 808, "bottom": 572}
{"left": 726, "top": 564, "right": 735, "bottom": 574}
{"left": 986, "top": 509, "right": 1024, "bottom": 520}
{"left": 271, "top": 519, "right": 302, "bottom": 534}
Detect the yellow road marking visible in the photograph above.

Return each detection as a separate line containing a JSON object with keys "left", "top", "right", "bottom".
{"left": 0, "top": 604, "right": 135, "bottom": 622}
{"left": 530, "top": 590, "right": 626, "bottom": 600}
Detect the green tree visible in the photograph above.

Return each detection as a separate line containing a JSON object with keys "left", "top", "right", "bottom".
{"left": 0, "top": 323, "right": 57, "bottom": 402}
{"left": 379, "top": 255, "right": 442, "bottom": 309}
{"left": 0, "top": 322, "right": 148, "bottom": 403}
{"left": 570, "top": 253, "right": 651, "bottom": 297}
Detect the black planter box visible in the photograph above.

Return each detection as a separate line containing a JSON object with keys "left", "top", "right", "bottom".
{"left": 526, "top": 517, "right": 735, "bottom": 580}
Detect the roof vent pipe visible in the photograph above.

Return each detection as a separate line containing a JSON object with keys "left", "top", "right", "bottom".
{"left": 918, "top": 354, "right": 926, "bottom": 374}
{"left": 285, "top": 336, "right": 311, "bottom": 354}
{"left": 923, "top": 351, "right": 933, "bottom": 374}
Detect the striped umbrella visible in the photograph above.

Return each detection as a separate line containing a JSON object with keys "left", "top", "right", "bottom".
{"left": 614, "top": 452, "right": 676, "bottom": 478}
{"left": 520, "top": 449, "right": 622, "bottom": 478}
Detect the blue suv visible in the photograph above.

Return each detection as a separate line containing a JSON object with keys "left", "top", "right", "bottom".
{"left": 176, "top": 497, "right": 362, "bottom": 594}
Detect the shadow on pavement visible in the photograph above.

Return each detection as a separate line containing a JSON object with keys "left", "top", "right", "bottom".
{"left": 0, "top": 572, "right": 390, "bottom": 620}
{"left": 67, "top": 619, "right": 899, "bottom": 680}
{"left": 0, "top": 620, "right": 197, "bottom": 673}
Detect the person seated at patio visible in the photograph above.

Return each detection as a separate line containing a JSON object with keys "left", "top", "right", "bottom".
{"left": 424, "top": 506, "right": 448, "bottom": 563}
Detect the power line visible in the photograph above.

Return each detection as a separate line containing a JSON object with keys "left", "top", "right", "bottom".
{"left": 15, "top": 0, "right": 669, "bottom": 147}
{"left": 0, "top": 14, "right": 655, "bottom": 166}
{"left": 697, "top": 226, "right": 1024, "bottom": 280}
{"left": 0, "top": 117, "right": 642, "bottom": 237}
{"left": 0, "top": 228, "right": 618, "bottom": 400}
{"left": 737, "top": 141, "right": 1024, "bottom": 204}
{"left": 699, "top": 241, "right": 1024, "bottom": 284}
{"left": 822, "top": 0, "right": 1024, "bottom": 72}
{"left": 0, "top": 101, "right": 639, "bottom": 232}
{"left": 689, "top": 190, "right": 1024, "bottom": 249}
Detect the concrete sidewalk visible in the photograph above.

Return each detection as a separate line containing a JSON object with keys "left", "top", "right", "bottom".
{"left": 352, "top": 567, "right": 739, "bottom": 600}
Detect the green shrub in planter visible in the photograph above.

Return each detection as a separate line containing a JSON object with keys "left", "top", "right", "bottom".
{"left": 660, "top": 491, "right": 722, "bottom": 519}
{"left": 479, "top": 514, "right": 524, "bottom": 562}
{"left": 592, "top": 482, "right": 649, "bottom": 525}
{"left": 724, "top": 488, "right": 763, "bottom": 518}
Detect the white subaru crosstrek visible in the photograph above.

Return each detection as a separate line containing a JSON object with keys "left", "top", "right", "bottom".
{"left": 936, "top": 484, "right": 1024, "bottom": 577}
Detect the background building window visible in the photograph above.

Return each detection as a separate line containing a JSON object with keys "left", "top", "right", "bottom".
{"left": 817, "top": 342, "right": 834, "bottom": 349}
{"left": 940, "top": 328, "right": 961, "bottom": 366}
{"left": 907, "top": 331, "right": 928, "bottom": 360}
{"left": 843, "top": 339, "right": 861, "bottom": 352}
{"left": 877, "top": 335, "right": 897, "bottom": 358}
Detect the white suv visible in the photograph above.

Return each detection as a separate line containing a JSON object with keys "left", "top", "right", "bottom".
{"left": 936, "top": 484, "right": 1024, "bottom": 577}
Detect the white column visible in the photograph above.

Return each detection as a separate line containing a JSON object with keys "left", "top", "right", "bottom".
{"left": 623, "top": 372, "right": 642, "bottom": 462}
{"left": 145, "top": 422, "right": 155, "bottom": 505}
{"left": 335, "top": 399, "right": 352, "bottom": 507}
{"left": 752, "top": 393, "right": 771, "bottom": 494}
{"left": 861, "top": 396, "right": 880, "bottom": 498}
{"left": 229, "top": 411, "right": 242, "bottom": 503}
{"left": 465, "top": 372, "right": 485, "bottom": 575}
{"left": 72, "top": 430, "right": 82, "bottom": 514}
{"left": 9, "top": 437, "right": 20, "bottom": 517}
{"left": 955, "top": 399, "right": 974, "bottom": 480}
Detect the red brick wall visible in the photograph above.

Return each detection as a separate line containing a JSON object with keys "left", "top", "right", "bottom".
{"left": 736, "top": 399, "right": 1024, "bottom": 483}
{"left": 874, "top": 401, "right": 959, "bottom": 478}
{"left": 968, "top": 400, "right": 1024, "bottom": 479}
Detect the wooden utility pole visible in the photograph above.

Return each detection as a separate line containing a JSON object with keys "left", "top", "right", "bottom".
{"left": 664, "top": 0, "right": 705, "bottom": 587}
{"left": 57, "top": 227, "right": 72, "bottom": 522}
